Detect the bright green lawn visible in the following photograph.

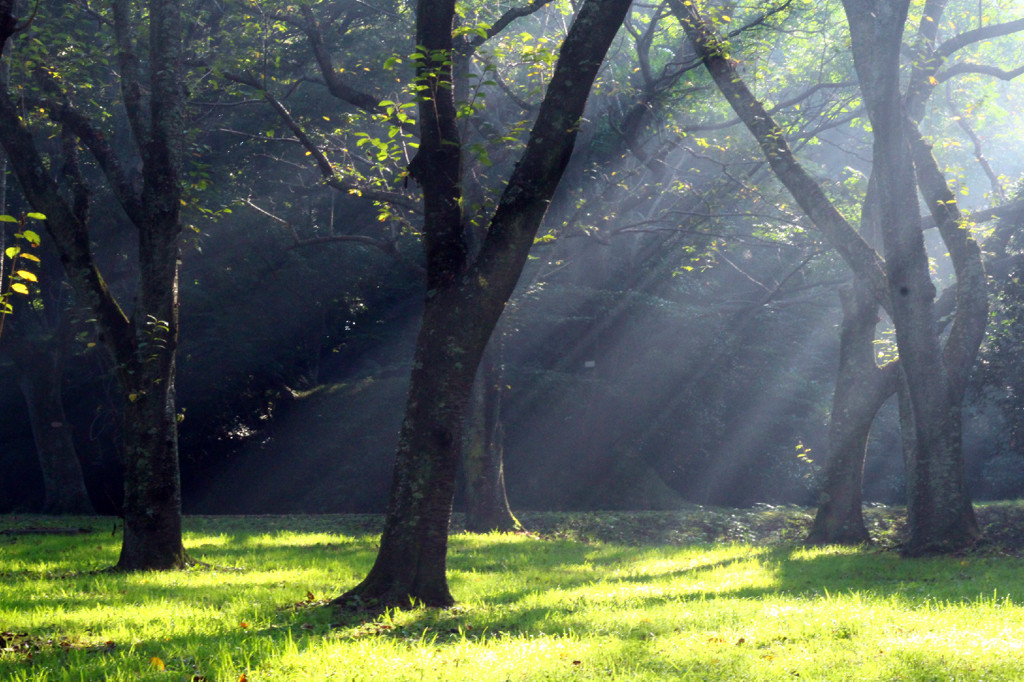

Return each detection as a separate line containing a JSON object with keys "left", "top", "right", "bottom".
{"left": 2, "top": 513, "right": 1024, "bottom": 680}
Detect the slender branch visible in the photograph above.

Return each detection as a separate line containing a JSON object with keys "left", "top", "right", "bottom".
{"left": 946, "top": 90, "right": 1006, "bottom": 202}
{"left": 296, "top": 5, "right": 386, "bottom": 114}
{"left": 30, "top": 75, "right": 145, "bottom": 225}
{"left": 673, "top": 0, "right": 891, "bottom": 314}
{"left": 937, "top": 61, "right": 1024, "bottom": 82}
{"left": 464, "top": 0, "right": 556, "bottom": 50}
{"left": 936, "top": 16, "right": 1024, "bottom": 60}
{"left": 242, "top": 197, "right": 424, "bottom": 276}
{"left": 224, "top": 71, "right": 419, "bottom": 212}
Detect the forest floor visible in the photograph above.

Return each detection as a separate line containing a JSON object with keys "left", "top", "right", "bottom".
{"left": 6, "top": 499, "right": 1024, "bottom": 551}
{"left": 3, "top": 504, "right": 1024, "bottom": 680}
{"left": 479, "top": 500, "right": 1024, "bottom": 554}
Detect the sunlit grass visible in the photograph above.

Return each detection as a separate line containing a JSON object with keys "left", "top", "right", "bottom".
{"left": 2, "top": 513, "right": 1024, "bottom": 680}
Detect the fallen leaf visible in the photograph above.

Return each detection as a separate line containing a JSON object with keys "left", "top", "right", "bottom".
{"left": 150, "top": 656, "right": 165, "bottom": 671}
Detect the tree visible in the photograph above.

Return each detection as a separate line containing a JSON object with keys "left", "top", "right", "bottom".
{"left": 333, "top": 0, "right": 633, "bottom": 607}
{"left": 218, "top": 0, "right": 525, "bottom": 533}
{"left": 2, "top": 236, "right": 95, "bottom": 515}
{"left": 677, "top": 0, "right": 1020, "bottom": 552}
{"left": 0, "top": 0, "right": 189, "bottom": 568}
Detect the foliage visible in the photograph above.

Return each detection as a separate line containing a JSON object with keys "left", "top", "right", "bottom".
{"left": 4, "top": 509, "right": 1024, "bottom": 679}
{"left": 0, "top": 213, "right": 44, "bottom": 341}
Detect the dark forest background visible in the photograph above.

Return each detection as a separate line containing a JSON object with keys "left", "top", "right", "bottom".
{"left": 2, "top": 0, "right": 1023, "bottom": 517}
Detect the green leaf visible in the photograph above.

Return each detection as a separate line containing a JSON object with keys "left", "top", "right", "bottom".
{"left": 25, "top": 212, "right": 46, "bottom": 221}
{"left": 0, "top": 214, "right": 17, "bottom": 223}
{"left": 21, "top": 230, "right": 41, "bottom": 246}
{"left": 4, "top": 246, "right": 20, "bottom": 258}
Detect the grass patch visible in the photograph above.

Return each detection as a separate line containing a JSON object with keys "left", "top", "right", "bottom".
{"left": 2, "top": 505, "right": 1024, "bottom": 680}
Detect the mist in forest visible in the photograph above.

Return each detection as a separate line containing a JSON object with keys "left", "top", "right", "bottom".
{"left": 1, "top": 0, "right": 1023, "bottom": 517}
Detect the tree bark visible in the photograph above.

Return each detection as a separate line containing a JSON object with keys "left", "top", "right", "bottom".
{"left": 463, "top": 335, "right": 520, "bottom": 533}
{"left": 336, "top": 0, "right": 632, "bottom": 608}
{"left": 0, "top": 0, "right": 189, "bottom": 568}
{"left": 12, "top": 333, "right": 94, "bottom": 515}
{"left": 807, "top": 283, "right": 894, "bottom": 544}
{"left": 843, "top": 0, "right": 980, "bottom": 554}
{"left": 681, "top": 0, "right": 987, "bottom": 553}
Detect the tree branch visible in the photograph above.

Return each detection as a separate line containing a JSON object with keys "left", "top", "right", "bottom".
{"left": 224, "top": 71, "right": 419, "bottom": 213}
{"left": 673, "top": 0, "right": 891, "bottom": 314}
{"left": 30, "top": 74, "right": 145, "bottom": 226}
{"left": 937, "top": 61, "right": 1024, "bottom": 82}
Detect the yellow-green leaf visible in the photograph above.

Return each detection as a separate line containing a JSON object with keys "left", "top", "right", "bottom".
{"left": 18, "top": 253, "right": 40, "bottom": 263}
{"left": 16, "top": 270, "right": 37, "bottom": 282}
{"left": 25, "top": 212, "right": 46, "bottom": 220}
{"left": 21, "top": 230, "right": 41, "bottom": 246}
{"left": 0, "top": 214, "right": 17, "bottom": 223}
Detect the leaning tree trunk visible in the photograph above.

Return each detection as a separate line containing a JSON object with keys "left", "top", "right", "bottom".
{"left": 13, "top": 335, "right": 94, "bottom": 515}
{"left": 463, "top": 335, "right": 520, "bottom": 533}
{"left": 806, "top": 283, "right": 894, "bottom": 545}
{"left": 680, "top": 0, "right": 983, "bottom": 554}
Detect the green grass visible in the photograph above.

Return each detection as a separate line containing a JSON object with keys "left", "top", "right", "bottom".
{"left": 2, "top": 508, "right": 1024, "bottom": 680}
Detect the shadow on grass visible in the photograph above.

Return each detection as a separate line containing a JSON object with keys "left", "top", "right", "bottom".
{"left": 5, "top": 510, "right": 1024, "bottom": 680}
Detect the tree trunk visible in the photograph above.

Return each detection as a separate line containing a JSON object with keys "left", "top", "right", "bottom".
{"left": 807, "top": 283, "right": 894, "bottom": 544}
{"left": 338, "top": 285, "right": 483, "bottom": 607}
{"left": 463, "top": 335, "right": 520, "bottom": 533}
{"left": 116, "top": 250, "right": 187, "bottom": 570}
{"left": 13, "top": 336, "right": 94, "bottom": 515}
{"left": 0, "top": 0, "right": 190, "bottom": 568}
{"left": 843, "top": 0, "right": 980, "bottom": 554}
{"left": 336, "top": 0, "right": 632, "bottom": 608}
{"left": 682, "top": 0, "right": 984, "bottom": 554}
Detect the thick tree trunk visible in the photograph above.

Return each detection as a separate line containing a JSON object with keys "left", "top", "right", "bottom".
{"left": 807, "top": 283, "right": 893, "bottom": 545}
{"left": 0, "top": 0, "right": 190, "bottom": 568}
{"left": 13, "top": 337, "right": 94, "bottom": 515}
{"left": 117, "top": 386, "right": 187, "bottom": 569}
{"left": 116, "top": 251, "right": 187, "bottom": 570}
{"left": 463, "top": 336, "right": 519, "bottom": 533}
{"left": 337, "top": 0, "right": 632, "bottom": 608}
{"left": 338, "top": 287, "right": 481, "bottom": 607}
{"left": 843, "top": 0, "right": 980, "bottom": 554}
